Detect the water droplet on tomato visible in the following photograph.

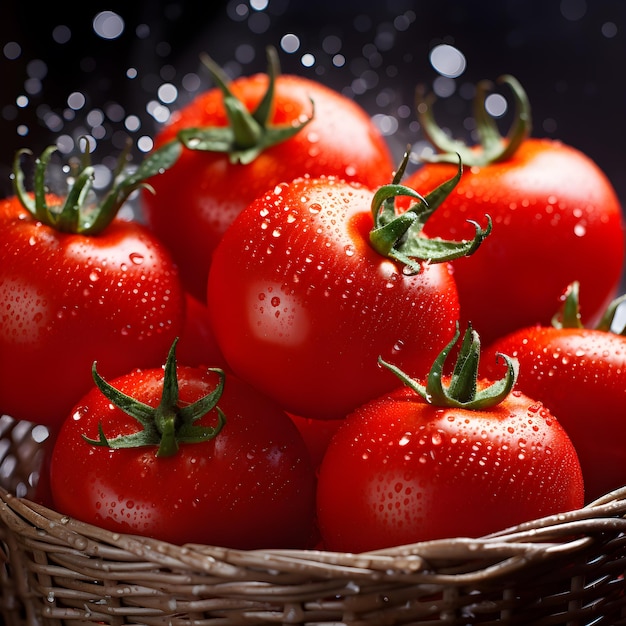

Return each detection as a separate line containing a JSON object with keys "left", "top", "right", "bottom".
{"left": 344, "top": 244, "right": 355, "bottom": 256}
{"left": 308, "top": 203, "right": 322, "bottom": 214}
{"left": 574, "top": 223, "right": 586, "bottom": 237}
{"left": 129, "top": 252, "right": 144, "bottom": 264}
{"left": 392, "top": 339, "right": 404, "bottom": 354}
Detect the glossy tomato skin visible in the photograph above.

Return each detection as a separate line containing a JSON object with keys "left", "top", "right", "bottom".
{"left": 287, "top": 413, "right": 343, "bottom": 471}
{"left": 142, "top": 73, "right": 395, "bottom": 301}
{"left": 176, "top": 292, "right": 228, "bottom": 368}
{"left": 0, "top": 195, "right": 185, "bottom": 431}
{"left": 207, "top": 176, "right": 461, "bottom": 420}
{"left": 316, "top": 385, "right": 584, "bottom": 552}
{"left": 50, "top": 367, "right": 317, "bottom": 549}
{"left": 483, "top": 327, "right": 626, "bottom": 502}
{"left": 403, "top": 139, "right": 625, "bottom": 345}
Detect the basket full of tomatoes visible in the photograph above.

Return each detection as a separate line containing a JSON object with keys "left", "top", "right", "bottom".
{"left": 2, "top": 48, "right": 626, "bottom": 626}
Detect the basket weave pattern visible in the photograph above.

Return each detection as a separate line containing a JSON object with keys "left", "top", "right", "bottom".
{"left": 2, "top": 415, "right": 626, "bottom": 625}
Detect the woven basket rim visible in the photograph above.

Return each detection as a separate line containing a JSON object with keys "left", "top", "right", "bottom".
{"left": 3, "top": 482, "right": 626, "bottom": 624}
{"left": 3, "top": 483, "right": 626, "bottom": 578}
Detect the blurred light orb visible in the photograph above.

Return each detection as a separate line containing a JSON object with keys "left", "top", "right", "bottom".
{"left": 485, "top": 93, "right": 507, "bottom": 117}
{"left": 430, "top": 44, "right": 466, "bottom": 78}
{"left": 433, "top": 76, "right": 456, "bottom": 97}
{"left": 281, "top": 33, "right": 300, "bottom": 53}
{"left": 93, "top": 11, "right": 125, "bottom": 40}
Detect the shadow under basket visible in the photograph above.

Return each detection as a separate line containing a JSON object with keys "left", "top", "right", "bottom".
{"left": 1, "top": 415, "right": 626, "bottom": 626}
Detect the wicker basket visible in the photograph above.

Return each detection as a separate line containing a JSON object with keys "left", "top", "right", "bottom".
{"left": 1, "top": 415, "right": 626, "bottom": 625}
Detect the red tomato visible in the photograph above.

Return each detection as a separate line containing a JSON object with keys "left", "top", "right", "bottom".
{"left": 287, "top": 413, "right": 343, "bottom": 471}
{"left": 49, "top": 343, "right": 317, "bottom": 549}
{"left": 0, "top": 144, "right": 185, "bottom": 430}
{"left": 403, "top": 76, "right": 624, "bottom": 345}
{"left": 316, "top": 326, "right": 584, "bottom": 552}
{"left": 483, "top": 283, "right": 626, "bottom": 502}
{"left": 142, "top": 49, "right": 395, "bottom": 301}
{"left": 176, "top": 291, "right": 227, "bottom": 368}
{"left": 207, "top": 172, "right": 486, "bottom": 420}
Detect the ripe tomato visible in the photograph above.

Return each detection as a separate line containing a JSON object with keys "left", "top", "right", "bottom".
{"left": 176, "top": 291, "right": 227, "bottom": 368}
{"left": 483, "top": 282, "right": 626, "bottom": 503}
{"left": 142, "top": 48, "right": 395, "bottom": 302}
{"left": 316, "top": 325, "right": 584, "bottom": 552}
{"left": 207, "top": 167, "right": 490, "bottom": 420}
{"left": 403, "top": 76, "right": 624, "bottom": 345}
{"left": 49, "top": 341, "right": 317, "bottom": 549}
{"left": 287, "top": 413, "right": 343, "bottom": 471}
{"left": 0, "top": 143, "right": 185, "bottom": 431}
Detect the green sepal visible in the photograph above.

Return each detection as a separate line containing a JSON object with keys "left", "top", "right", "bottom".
{"left": 83, "top": 338, "right": 226, "bottom": 458}
{"left": 12, "top": 138, "right": 182, "bottom": 235}
{"left": 369, "top": 151, "right": 492, "bottom": 273}
{"left": 416, "top": 74, "right": 532, "bottom": 167}
{"left": 379, "top": 322, "right": 519, "bottom": 410}
{"left": 178, "top": 46, "right": 314, "bottom": 165}
{"left": 552, "top": 280, "right": 626, "bottom": 335}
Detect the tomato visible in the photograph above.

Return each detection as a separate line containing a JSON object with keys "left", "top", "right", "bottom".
{"left": 316, "top": 325, "right": 584, "bottom": 552}
{"left": 207, "top": 164, "right": 491, "bottom": 420}
{"left": 176, "top": 291, "right": 227, "bottom": 368}
{"left": 402, "top": 76, "right": 624, "bottom": 345}
{"left": 287, "top": 413, "right": 343, "bottom": 471}
{"left": 49, "top": 340, "right": 317, "bottom": 549}
{"left": 141, "top": 48, "right": 395, "bottom": 302}
{"left": 483, "top": 282, "right": 626, "bottom": 503}
{"left": 0, "top": 143, "right": 185, "bottom": 431}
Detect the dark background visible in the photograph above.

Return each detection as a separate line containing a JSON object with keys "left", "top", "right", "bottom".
{"left": 1, "top": 0, "right": 624, "bottom": 221}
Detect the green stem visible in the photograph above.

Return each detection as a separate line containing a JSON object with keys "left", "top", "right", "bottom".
{"left": 379, "top": 323, "right": 519, "bottom": 409}
{"left": 369, "top": 151, "right": 492, "bottom": 273}
{"left": 178, "top": 46, "right": 314, "bottom": 165}
{"left": 84, "top": 338, "right": 226, "bottom": 458}
{"left": 416, "top": 74, "right": 532, "bottom": 166}
{"left": 12, "top": 138, "right": 182, "bottom": 235}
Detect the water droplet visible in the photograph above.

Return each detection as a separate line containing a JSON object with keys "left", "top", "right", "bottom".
{"left": 270, "top": 296, "right": 280, "bottom": 307}
{"left": 392, "top": 339, "right": 404, "bottom": 354}
{"left": 308, "top": 203, "right": 322, "bottom": 214}
{"left": 344, "top": 244, "right": 355, "bottom": 257}
{"left": 574, "top": 223, "right": 586, "bottom": 237}
{"left": 129, "top": 252, "right": 144, "bottom": 264}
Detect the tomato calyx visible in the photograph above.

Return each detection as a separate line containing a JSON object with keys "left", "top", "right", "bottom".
{"left": 369, "top": 150, "right": 492, "bottom": 273}
{"left": 12, "top": 137, "right": 182, "bottom": 235}
{"left": 553, "top": 280, "right": 626, "bottom": 334}
{"left": 177, "top": 46, "right": 314, "bottom": 165}
{"left": 84, "top": 339, "right": 226, "bottom": 457}
{"left": 379, "top": 323, "right": 519, "bottom": 409}
{"left": 416, "top": 74, "right": 532, "bottom": 167}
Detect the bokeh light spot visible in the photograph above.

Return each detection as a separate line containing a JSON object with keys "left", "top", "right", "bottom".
{"left": 93, "top": 11, "right": 125, "bottom": 40}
